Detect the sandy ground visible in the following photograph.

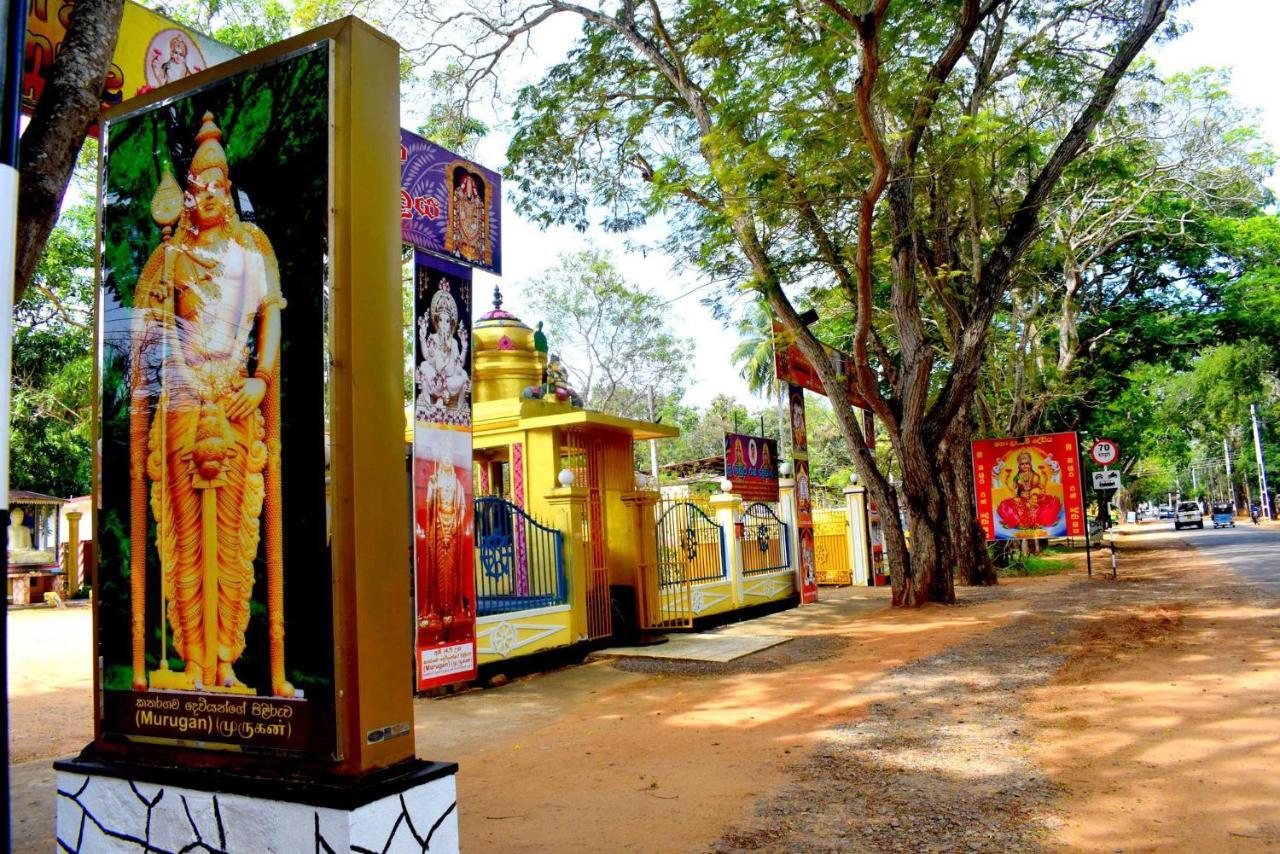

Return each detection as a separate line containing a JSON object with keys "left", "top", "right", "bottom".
{"left": 1028, "top": 530, "right": 1280, "bottom": 851}
{"left": 7, "top": 604, "right": 94, "bottom": 764}
{"left": 8, "top": 527, "right": 1280, "bottom": 852}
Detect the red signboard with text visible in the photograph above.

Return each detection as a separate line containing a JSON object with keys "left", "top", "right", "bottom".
{"left": 724, "top": 432, "right": 780, "bottom": 503}
{"left": 773, "top": 321, "right": 869, "bottom": 410}
{"left": 971, "top": 432, "right": 1085, "bottom": 541}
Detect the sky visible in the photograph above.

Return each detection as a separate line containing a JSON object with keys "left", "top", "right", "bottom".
{"left": 449, "top": 0, "right": 1280, "bottom": 409}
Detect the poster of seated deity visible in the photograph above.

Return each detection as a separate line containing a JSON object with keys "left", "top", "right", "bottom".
{"left": 971, "top": 432, "right": 1086, "bottom": 540}
{"left": 95, "top": 42, "right": 335, "bottom": 755}
{"left": 415, "top": 254, "right": 472, "bottom": 426}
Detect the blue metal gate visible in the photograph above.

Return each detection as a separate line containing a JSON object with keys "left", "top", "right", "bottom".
{"left": 646, "top": 500, "right": 726, "bottom": 628}
{"left": 474, "top": 497, "right": 566, "bottom": 616}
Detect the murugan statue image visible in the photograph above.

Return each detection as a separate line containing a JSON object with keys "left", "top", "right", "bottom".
{"left": 996, "top": 450, "right": 1064, "bottom": 533}
{"left": 444, "top": 162, "right": 491, "bottom": 267}
{"left": 128, "top": 112, "right": 291, "bottom": 697}
{"left": 416, "top": 439, "right": 472, "bottom": 646}
{"left": 416, "top": 277, "right": 470, "bottom": 424}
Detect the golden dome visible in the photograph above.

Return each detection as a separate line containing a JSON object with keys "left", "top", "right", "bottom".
{"left": 473, "top": 286, "right": 546, "bottom": 403}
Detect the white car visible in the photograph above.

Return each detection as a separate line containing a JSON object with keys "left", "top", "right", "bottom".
{"left": 1174, "top": 501, "right": 1203, "bottom": 530}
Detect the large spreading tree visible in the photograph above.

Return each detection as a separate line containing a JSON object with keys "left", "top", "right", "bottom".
{"left": 420, "top": 0, "right": 1178, "bottom": 604}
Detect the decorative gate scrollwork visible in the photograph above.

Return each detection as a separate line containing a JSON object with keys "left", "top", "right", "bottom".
{"left": 738, "top": 502, "right": 790, "bottom": 576}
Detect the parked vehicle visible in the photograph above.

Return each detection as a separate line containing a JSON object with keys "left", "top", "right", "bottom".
{"left": 1174, "top": 501, "right": 1203, "bottom": 530}
{"left": 1158, "top": 505, "right": 1174, "bottom": 520}
{"left": 1211, "top": 503, "right": 1235, "bottom": 529}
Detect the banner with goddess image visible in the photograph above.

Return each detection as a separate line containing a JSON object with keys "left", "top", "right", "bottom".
{"left": 971, "top": 432, "right": 1085, "bottom": 540}
{"left": 413, "top": 252, "right": 478, "bottom": 690}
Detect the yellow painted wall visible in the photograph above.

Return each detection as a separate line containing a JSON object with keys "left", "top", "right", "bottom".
{"left": 740, "top": 570, "right": 796, "bottom": 604}
{"left": 476, "top": 606, "right": 574, "bottom": 664}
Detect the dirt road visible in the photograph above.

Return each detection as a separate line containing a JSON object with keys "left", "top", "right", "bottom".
{"left": 9, "top": 526, "right": 1279, "bottom": 852}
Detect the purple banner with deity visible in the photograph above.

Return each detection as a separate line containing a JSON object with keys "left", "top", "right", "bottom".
{"left": 400, "top": 129, "right": 502, "bottom": 275}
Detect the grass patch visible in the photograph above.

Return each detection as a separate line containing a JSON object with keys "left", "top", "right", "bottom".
{"left": 998, "top": 551, "right": 1074, "bottom": 578}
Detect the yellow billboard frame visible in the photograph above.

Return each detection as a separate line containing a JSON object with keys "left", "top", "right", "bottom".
{"left": 93, "top": 17, "right": 412, "bottom": 777}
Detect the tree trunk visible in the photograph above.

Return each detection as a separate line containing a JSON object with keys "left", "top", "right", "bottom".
{"left": 941, "top": 410, "right": 998, "bottom": 586}
{"left": 895, "top": 430, "right": 955, "bottom": 606}
{"left": 17, "top": 0, "right": 125, "bottom": 300}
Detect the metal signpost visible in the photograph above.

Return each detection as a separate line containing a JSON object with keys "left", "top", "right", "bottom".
{"left": 1089, "top": 440, "right": 1120, "bottom": 578}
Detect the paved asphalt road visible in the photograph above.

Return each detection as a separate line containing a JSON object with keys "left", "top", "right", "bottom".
{"left": 1151, "top": 519, "right": 1280, "bottom": 594}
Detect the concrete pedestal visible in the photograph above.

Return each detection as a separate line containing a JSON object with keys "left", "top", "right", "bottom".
{"left": 53, "top": 756, "right": 459, "bottom": 853}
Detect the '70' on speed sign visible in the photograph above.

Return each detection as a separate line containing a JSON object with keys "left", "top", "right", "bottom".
{"left": 1090, "top": 439, "right": 1119, "bottom": 466}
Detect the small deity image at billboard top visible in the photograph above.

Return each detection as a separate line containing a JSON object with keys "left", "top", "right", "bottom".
{"left": 96, "top": 43, "right": 336, "bottom": 756}
{"left": 400, "top": 129, "right": 502, "bottom": 275}
{"left": 724, "top": 433, "right": 779, "bottom": 504}
{"left": 971, "top": 432, "right": 1085, "bottom": 541}
{"left": 23, "top": 1, "right": 239, "bottom": 122}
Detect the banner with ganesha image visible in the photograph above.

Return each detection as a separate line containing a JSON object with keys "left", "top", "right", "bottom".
{"left": 971, "top": 432, "right": 1085, "bottom": 541}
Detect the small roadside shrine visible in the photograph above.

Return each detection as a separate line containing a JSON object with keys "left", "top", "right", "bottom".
{"left": 6, "top": 490, "right": 66, "bottom": 604}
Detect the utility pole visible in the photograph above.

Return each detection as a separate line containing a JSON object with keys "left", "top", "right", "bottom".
{"left": 1191, "top": 465, "right": 1198, "bottom": 493}
{"left": 1251, "top": 403, "right": 1273, "bottom": 520}
{"left": 1224, "top": 437, "right": 1234, "bottom": 509}
{"left": 1, "top": 0, "right": 29, "bottom": 845}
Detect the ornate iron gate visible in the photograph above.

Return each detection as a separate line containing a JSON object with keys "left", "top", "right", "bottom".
{"left": 474, "top": 497, "right": 567, "bottom": 616}
{"left": 648, "top": 500, "right": 726, "bottom": 628}
{"left": 738, "top": 502, "right": 790, "bottom": 575}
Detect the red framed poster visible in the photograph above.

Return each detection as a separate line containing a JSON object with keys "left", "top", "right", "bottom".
{"left": 971, "top": 432, "right": 1085, "bottom": 541}
{"left": 413, "top": 253, "right": 478, "bottom": 689}
{"left": 788, "top": 384, "right": 818, "bottom": 603}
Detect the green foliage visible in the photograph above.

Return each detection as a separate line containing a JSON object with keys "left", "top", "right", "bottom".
{"left": 416, "top": 63, "right": 490, "bottom": 156}
{"left": 12, "top": 201, "right": 95, "bottom": 497}
{"left": 523, "top": 248, "right": 692, "bottom": 419}
{"left": 157, "top": 0, "right": 292, "bottom": 52}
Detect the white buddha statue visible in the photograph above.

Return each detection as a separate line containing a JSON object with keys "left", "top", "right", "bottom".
{"left": 8, "top": 507, "right": 32, "bottom": 552}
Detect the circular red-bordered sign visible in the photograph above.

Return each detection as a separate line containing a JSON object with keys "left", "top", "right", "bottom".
{"left": 1090, "top": 438, "right": 1119, "bottom": 466}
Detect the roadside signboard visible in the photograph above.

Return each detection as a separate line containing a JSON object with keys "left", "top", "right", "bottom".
{"left": 724, "top": 432, "right": 780, "bottom": 503}
{"left": 1090, "top": 438, "right": 1119, "bottom": 467}
{"left": 971, "top": 432, "right": 1086, "bottom": 541}
{"left": 787, "top": 384, "right": 819, "bottom": 604}
{"left": 400, "top": 129, "right": 503, "bottom": 275}
{"left": 772, "top": 321, "right": 869, "bottom": 410}
{"left": 412, "top": 253, "right": 479, "bottom": 691}
{"left": 1092, "top": 469, "right": 1121, "bottom": 491}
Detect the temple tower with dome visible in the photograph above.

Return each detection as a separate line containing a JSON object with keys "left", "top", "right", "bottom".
{"left": 463, "top": 287, "right": 679, "bottom": 662}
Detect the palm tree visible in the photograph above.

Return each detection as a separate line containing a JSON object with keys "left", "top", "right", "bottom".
{"left": 731, "top": 302, "right": 777, "bottom": 395}
{"left": 731, "top": 301, "right": 788, "bottom": 453}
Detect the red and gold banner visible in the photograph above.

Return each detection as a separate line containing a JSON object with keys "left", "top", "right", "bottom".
{"left": 773, "top": 321, "right": 869, "bottom": 410}
{"left": 971, "top": 432, "right": 1085, "bottom": 541}
{"left": 413, "top": 253, "right": 478, "bottom": 690}
{"left": 788, "top": 384, "right": 818, "bottom": 604}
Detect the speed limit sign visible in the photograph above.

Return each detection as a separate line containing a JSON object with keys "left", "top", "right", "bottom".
{"left": 1090, "top": 438, "right": 1119, "bottom": 466}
